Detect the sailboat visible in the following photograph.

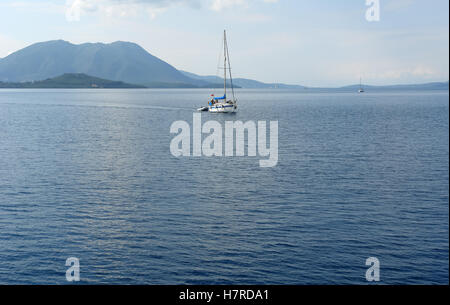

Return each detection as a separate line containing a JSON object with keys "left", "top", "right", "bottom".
{"left": 204, "top": 30, "right": 237, "bottom": 113}
{"left": 358, "top": 77, "right": 365, "bottom": 93}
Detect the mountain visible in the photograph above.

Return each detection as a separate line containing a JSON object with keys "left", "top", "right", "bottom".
{"left": 0, "top": 40, "right": 205, "bottom": 87}
{"left": 181, "top": 70, "right": 449, "bottom": 90}
{"left": 0, "top": 73, "right": 146, "bottom": 88}
{"left": 0, "top": 40, "right": 302, "bottom": 88}
{"left": 338, "top": 81, "right": 449, "bottom": 91}
{"left": 0, "top": 40, "right": 447, "bottom": 90}
{"left": 180, "top": 70, "right": 305, "bottom": 89}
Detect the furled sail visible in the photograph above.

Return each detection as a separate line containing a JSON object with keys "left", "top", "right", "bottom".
{"left": 214, "top": 95, "right": 226, "bottom": 100}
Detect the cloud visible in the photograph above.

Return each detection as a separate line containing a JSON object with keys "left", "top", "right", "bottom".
{"left": 66, "top": 0, "right": 98, "bottom": 21}
{"left": 65, "top": 0, "right": 277, "bottom": 21}
{"left": 210, "top": 0, "right": 278, "bottom": 11}
{"left": 65, "top": 0, "right": 196, "bottom": 21}
{"left": 210, "top": 0, "right": 247, "bottom": 11}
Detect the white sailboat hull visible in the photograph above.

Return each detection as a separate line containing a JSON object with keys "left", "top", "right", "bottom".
{"left": 209, "top": 102, "right": 237, "bottom": 113}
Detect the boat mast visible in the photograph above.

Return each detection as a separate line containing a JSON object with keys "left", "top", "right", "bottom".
{"left": 224, "top": 30, "right": 227, "bottom": 98}
{"left": 224, "top": 30, "right": 236, "bottom": 102}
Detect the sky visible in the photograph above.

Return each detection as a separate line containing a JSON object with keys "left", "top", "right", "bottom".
{"left": 0, "top": 0, "right": 448, "bottom": 86}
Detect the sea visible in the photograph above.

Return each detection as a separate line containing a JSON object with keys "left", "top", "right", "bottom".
{"left": 0, "top": 89, "right": 448, "bottom": 284}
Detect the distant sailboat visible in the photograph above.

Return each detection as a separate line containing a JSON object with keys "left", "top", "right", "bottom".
{"left": 358, "top": 77, "right": 365, "bottom": 93}
{"left": 203, "top": 30, "right": 237, "bottom": 113}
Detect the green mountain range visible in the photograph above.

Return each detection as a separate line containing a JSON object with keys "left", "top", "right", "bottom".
{"left": 0, "top": 73, "right": 145, "bottom": 88}
{"left": 0, "top": 40, "right": 208, "bottom": 87}
{"left": 0, "top": 40, "right": 307, "bottom": 88}
{"left": 180, "top": 70, "right": 305, "bottom": 89}
{"left": 0, "top": 40, "right": 448, "bottom": 90}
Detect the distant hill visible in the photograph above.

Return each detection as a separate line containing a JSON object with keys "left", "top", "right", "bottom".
{"left": 0, "top": 73, "right": 145, "bottom": 88}
{"left": 180, "top": 70, "right": 305, "bottom": 89}
{"left": 0, "top": 40, "right": 447, "bottom": 90}
{"left": 338, "top": 81, "right": 449, "bottom": 91}
{"left": 0, "top": 40, "right": 206, "bottom": 86}
{"left": 182, "top": 70, "right": 449, "bottom": 90}
{"left": 0, "top": 39, "right": 301, "bottom": 88}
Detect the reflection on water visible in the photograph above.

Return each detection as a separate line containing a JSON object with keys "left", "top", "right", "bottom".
{"left": 0, "top": 89, "right": 448, "bottom": 284}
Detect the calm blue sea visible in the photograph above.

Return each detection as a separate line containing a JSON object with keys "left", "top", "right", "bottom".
{"left": 0, "top": 89, "right": 448, "bottom": 284}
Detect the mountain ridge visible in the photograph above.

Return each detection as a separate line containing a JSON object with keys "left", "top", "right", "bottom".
{"left": 180, "top": 70, "right": 305, "bottom": 89}
{"left": 0, "top": 73, "right": 146, "bottom": 88}
{"left": 0, "top": 40, "right": 199, "bottom": 86}
{"left": 0, "top": 40, "right": 448, "bottom": 90}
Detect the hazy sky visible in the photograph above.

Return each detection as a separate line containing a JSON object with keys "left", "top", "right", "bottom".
{"left": 0, "top": 0, "right": 448, "bottom": 86}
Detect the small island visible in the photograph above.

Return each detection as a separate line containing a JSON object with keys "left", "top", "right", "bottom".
{"left": 0, "top": 73, "right": 146, "bottom": 89}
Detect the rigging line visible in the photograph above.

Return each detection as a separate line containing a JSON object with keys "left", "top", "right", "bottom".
{"left": 224, "top": 30, "right": 227, "bottom": 97}
{"left": 224, "top": 31, "right": 235, "bottom": 102}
